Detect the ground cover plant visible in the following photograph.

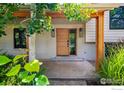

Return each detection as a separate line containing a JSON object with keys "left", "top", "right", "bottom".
{"left": 99, "top": 43, "right": 124, "bottom": 85}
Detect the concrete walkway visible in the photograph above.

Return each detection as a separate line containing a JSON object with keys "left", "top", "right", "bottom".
{"left": 42, "top": 61, "right": 97, "bottom": 79}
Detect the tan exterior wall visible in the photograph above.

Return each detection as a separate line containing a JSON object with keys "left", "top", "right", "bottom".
{"left": 86, "top": 11, "right": 124, "bottom": 42}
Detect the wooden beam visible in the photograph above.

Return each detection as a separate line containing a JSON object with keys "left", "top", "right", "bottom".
{"left": 91, "top": 12, "right": 99, "bottom": 18}
{"left": 13, "top": 10, "right": 30, "bottom": 18}
{"left": 46, "top": 12, "right": 66, "bottom": 18}
{"left": 46, "top": 11, "right": 102, "bottom": 18}
{"left": 96, "top": 11, "right": 104, "bottom": 70}
{"left": 12, "top": 9, "right": 108, "bottom": 19}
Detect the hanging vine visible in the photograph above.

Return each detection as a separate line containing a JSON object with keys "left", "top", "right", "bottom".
{"left": 63, "top": 3, "right": 96, "bottom": 22}
{"left": 0, "top": 4, "right": 20, "bottom": 37}
{"left": 27, "top": 3, "right": 61, "bottom": 35}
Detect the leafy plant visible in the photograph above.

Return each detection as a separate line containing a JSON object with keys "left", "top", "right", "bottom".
{"left": 0, "top": 4, "right": 21, "bottom": 37}
{"left": 35, "top": 75, "right": 49, "bottom": 85}
{"left": 24, "top": 60, "right": 40, "bottom": 73}
{"left": 63, "top": 3, "right": 96, "bottom": 22}
{"left": 0, "top": 54, "right": 49, "bottom": 85}
{"left": 99, "top": 44, "right": 124, "bottom": 85}
{"left": 6, "top": 64, "right": 21, "bottom": 76}
{"left": 0, "top": 55, "right": 12, "bottom": 65}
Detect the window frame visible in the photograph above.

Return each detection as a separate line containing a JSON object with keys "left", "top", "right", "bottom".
{"left": 14, "top": 28, "right": 26, "bottom": 49}
{"left": 109, "top": 6, "right": 124, "bottom": 30}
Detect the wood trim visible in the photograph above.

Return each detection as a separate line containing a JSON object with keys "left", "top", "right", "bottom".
{"left": 46, "top": 11, "right": 104, "bottom": 19}
{"left": 12, "top": 10, "right": 104, "bottom": 19}
{"left": 96, "top": 11, "right": 104, "bottom": 70}
{"left": 13, "top": 10, "right": 30, "bottom": 18}
{"left": 46, "top": 12, "right": 66, "bottom": 18}
{"left": 46, "top": 11, "right": 99, "bottom": 18}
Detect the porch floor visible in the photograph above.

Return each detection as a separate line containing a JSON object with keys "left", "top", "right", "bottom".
{"left": 42, "top": 61, "right": 97, "bottom": 79}
{"left": 41, "top": 56, "right": 85, "bottom": 62}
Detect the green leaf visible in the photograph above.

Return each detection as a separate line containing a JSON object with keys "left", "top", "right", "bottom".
{"left": 0, "top": 55, "right": 12, "bottom": 66}
{"left": 35, "top": 75, "right": 49, "bottom": 86}
{"left": 13, "top": 54, "right": 27, "bottom": 63}
{"left": 24, "top": 59, "right": 41, "bottom": 73}
{"left": 22, "top": 74, "right": 36, "bottom": 83}
{"left": 6, "top": 64, "right": 21, "bottom": 76}
{"left": 18, "top": 71, "right": 29, "bottom": 79}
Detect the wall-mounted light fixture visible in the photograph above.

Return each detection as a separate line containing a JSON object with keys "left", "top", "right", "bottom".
{"left": 79, "top": 28, "right": 84, "bottom": 37}
{"left": 51, "top": 28, "right": 55, "bottom": 37}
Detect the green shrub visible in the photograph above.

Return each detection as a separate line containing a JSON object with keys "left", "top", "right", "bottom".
{"left": 0, "top": 54, "right": 49, "bottom": 86}
{"left": 105, "top": 42, "right": 124, "bottom": 57}
{"left": 99, "top": 44, "right": 124, "bottom": 85}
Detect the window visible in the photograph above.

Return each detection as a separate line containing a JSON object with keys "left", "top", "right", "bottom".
{"left": 110, "top": 6, "right": 124, "bottom": 29}
{"left": 14, "top": 28, "right": 26, "bottom": 48}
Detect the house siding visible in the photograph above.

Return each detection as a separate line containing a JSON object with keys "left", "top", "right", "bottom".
{"left": 86, "top": 11, "right": 124, "bottom": 42}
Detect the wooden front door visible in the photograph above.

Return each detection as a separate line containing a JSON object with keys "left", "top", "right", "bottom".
{"left": 57, "top": 28, "right": 69, "bottom": 56}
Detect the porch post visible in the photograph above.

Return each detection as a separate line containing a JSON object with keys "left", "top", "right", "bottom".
{"left": 96, "top": 11, "right": 104, "bottom": 70}
{"left": 28, "top": 34, "right": 36, "bottom": 61}
{"left": 28, "top": 4, "right": 36, "bottom": 61}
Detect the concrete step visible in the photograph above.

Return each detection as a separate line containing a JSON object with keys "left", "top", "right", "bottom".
{"left": 40, "top": 56, "right": 85, "bottom": 62}
{"left": 49, "top": 79, "right": 87, "bottom": 85}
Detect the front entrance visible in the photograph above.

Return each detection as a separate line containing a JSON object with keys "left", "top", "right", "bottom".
{"left": 56, "top": 28, "right": 76, "bottom": 56}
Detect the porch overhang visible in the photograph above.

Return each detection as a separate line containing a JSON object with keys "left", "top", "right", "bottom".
{"left": 45, "top": 4, "right": 121, "bottom": 70}
{"left": 13, "top": 3, "right": 120, "bottom": 18}
{"left": 13, "top": 4, "right": 121, "bottom": 70}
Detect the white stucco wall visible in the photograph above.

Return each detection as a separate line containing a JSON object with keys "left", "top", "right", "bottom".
{"left": 0, "top": 18, "right": 96, "bottom": 60}
{"left": 0, "top": 23, "right": 27, "bottom": 56}
{"left": 35, "top": 18, "right": 85, "bottom": 59}
{"left": 35, "top": 18, "right": 96, "bottom": 60}
{"left": 86, "top": 11, "right": 124, "bottom": 42}
{"left": 35, "top": 31, "right": 56, "bottom": 59}
{"left": 35, "top": 28, "right": 96, "bottom": 60}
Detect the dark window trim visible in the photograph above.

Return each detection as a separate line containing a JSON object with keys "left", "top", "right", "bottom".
{"left": 109, "top": 6, "right": 124, "bottom": 30}
{"left": 14, "top": 28, "right": 26, "bottom": 49}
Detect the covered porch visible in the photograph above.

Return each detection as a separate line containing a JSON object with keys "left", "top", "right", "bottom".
{"left": 13, "top": 4, "right": 120, "bottom": 80}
